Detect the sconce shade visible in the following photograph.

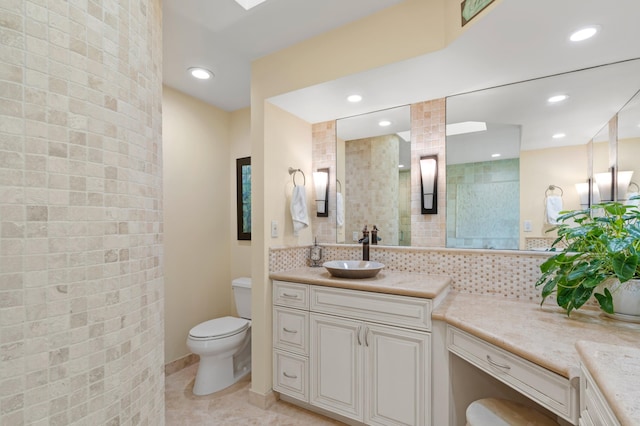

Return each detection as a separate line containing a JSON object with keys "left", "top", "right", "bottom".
{"left": 420, "top": 155, "right": 438, "bottom": 214}
{"left": 595, "top": 171, "right": 613, "bottom": 202}
{"left": 595, "top": 170, "right": 634, "bottom": 202}
{"left": 617, "top": 171, "right": 634, "bottom": 200}
{"left": 313, "top": 169, "right": 329, "bottom": 217}
{"left": 575, "top": 182, "right": 590, "bottom": 207}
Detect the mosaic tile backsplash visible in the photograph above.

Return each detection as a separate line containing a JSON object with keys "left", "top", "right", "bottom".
{"left": 270, "top": 245, "right": 551, "bottom": 302}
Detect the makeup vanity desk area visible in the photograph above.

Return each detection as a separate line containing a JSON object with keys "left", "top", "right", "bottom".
{"left": 433, "top": 292, "right": 640, "bottom": 426}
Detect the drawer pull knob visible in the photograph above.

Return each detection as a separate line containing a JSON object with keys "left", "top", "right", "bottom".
{"left": 486, "top": 355, "right": 511, "bottom": 370}
{"left": 283, "top": 327, "right": 298, "bottom": 334}
{"left": 282, "top": 293, "right": 299, "bottom": 299}
{"left": 283, "top": 372, "right": 298, "bottom": 379}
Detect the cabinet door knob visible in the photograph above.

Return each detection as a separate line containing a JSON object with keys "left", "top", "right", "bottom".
{"left": 486, "top": 355, "right": 511, "bottom": 370}
{"left": 283, "top": 372, "right": 298, "bottom": 379}
{"left": 282, "top": 327, "right": 298, "bottom": 334}
{"left": 356, "top": 325, "right": 362, "bottom": 345}
{"left": 364, "top": 327, "right": 370, "bottom": 347}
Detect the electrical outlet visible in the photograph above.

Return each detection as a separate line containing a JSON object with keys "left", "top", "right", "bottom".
{"left": 271, "top": 220, "right": 278, "bottom": 238}
{"left": 523, "top": 220, "right": 532, "bottom": 232}
{"left": 353, "top": 231, "right": 359, "bottom": 241}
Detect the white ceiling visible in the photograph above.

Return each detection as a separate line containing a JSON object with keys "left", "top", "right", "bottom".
{"left": 162, "top": 0, "right": 405, "bottom": 112}
{"left": 163, "top": 0, "right": 640, "bottom": 149}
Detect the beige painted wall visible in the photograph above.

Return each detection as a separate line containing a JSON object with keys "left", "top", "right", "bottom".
{"left": 520, "top": 144, "right": 589, "bottom": 248}
{"left": 163, "top": 86, "right": 233, "bottom": 364}
{"left": 249, "top": 0, "right": 477, "bottom": 400}
{"left": 230, "top": 107, "right": 253, "bottom": 284}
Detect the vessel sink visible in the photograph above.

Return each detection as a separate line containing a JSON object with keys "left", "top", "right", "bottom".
{"left": 323, "top": 260, "right": 385, "bottom": 279}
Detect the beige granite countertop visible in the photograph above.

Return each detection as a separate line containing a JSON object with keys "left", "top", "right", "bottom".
{"left": 270, "top": 267, "right": 451, "bottom": 299}
{"left": 432, "top": 292, "right": 640, "bottom": 379}
{"left": 576, "top": 341, "right": 640, "bottom": 426}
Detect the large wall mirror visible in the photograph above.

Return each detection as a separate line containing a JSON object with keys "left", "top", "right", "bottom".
{"left": 446, "top": 59, "right": 640, "bottom": 250}
{"left": 336, "top": 106, "right": 411, "bottom": 246}
{"left": 333, "top": 58, "right": 640, "bottom": 250}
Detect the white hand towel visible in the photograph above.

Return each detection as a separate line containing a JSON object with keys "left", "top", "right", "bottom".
{"left": 545, "top": 195, "right": 563, "bottom": 225}
{"left": 336, "top": 192, "right": 344, "bottom": 228}
{"left": 290, "top": 186, "right": 309, "bottom": 234}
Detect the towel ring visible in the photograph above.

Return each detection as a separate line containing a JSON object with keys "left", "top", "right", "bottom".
{"left": 629, "top": 181, "right": 639, "bottom": 192}
{"left": 288, "top": 167, "right": 306, "bottom": 186}
{"left": 545, "top": 185, "right": 563, "bottom": 197}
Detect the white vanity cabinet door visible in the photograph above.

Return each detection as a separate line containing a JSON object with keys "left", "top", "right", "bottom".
{"left": 580, "top": 364, "right": 620, "bottom": 426}
{"left": 365, "top": 322, "right": 430, "bottom": 426}
{"left": 310, "top": 312, "right": 364, "bottom": 422}
{"left": 310, "top": 312, "right": 430, "bottom": 426}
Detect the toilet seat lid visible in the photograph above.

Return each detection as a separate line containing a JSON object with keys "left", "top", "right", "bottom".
{"left": 188, "top": 316, "right": 250, "bottom": 340}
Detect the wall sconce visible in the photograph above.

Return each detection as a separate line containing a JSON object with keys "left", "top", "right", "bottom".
{"left": 595, "top": 170, "right": 614, "bottom": 202}
{"left": 313, "top": 168, "right": 329, "bottom": 217}
{"left": 575, "top": 181, "right": 591, "bottom": 208}
{"left": 617, "top": 170, "right": 634, "bottom": 200}
{"left": 595, "top": 169, "right": 634, "bottom": 202}
{"left": 420, "top": 155, "right": 438, "bottom": 214}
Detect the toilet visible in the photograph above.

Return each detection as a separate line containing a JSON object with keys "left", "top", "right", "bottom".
{"left": 187, "top": 277, "right": 252, "bottom": 396}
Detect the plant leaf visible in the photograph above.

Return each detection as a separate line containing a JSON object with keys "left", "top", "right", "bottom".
{"left": 612, "top": 252, "right": 638, "bottom": 282}
{"left": 594, "top": 288, "right": 614, "bottom": 314}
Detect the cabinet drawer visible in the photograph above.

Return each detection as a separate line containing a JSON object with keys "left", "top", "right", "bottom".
{"left": 310, "top": 286, "right": 431, "bottom": 331}
{"left": 273, "top": 280, "right": 309, "bottom": 309}
{"left": 273, "top": 306, "right": 309, "bottom": 355}
{"left": 447, "top": 326, "right": 578, "bottom": 424}
{"left": 273, "top": 350, "right": 308, "bottom": 402}
{"left": 580, "top": 365, "right": 620, "bottom": 426}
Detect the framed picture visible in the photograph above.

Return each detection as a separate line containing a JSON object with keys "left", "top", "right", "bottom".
{"left": 236, "top": 156, "right": 251, "bottom": 240}
{"left": 461, "top": 0, "right": 495, "bottom": 26}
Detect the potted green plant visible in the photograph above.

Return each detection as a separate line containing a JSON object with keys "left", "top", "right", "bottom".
{"left": 535, "top": 198, "right": 640, "bottom": 318}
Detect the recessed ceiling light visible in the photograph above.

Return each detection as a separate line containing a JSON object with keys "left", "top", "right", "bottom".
{"left": 234, "top": 0, "right": 268, "bottom": 10}
{"left": 552, "top": 133, "right": 566, "bottom": 139}
{"left": 547, "top": 94, "right": 568, "bottom": 103}
{"left": 398, "top": 164, "right": 405, "bottom": 168}
{"left": 189, "top": 67, "right": 213, "bottom": 80}
{"left": 491, "top": 153, "right": 501, "bottom": 158}
{"left": 446, "top": 121, "right": 487, "bottom": 136}
{"left": 379, "top": 120, "right": 391, "bottom": 127}
{"left": 347, "top": 94, "right": 362, "bottom": 103}
{"left": 570, "top": 26, "right": 599, "bottom": 42}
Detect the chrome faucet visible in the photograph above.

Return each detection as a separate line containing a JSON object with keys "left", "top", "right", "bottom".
{"left": 358, "top": 225, "right": 370, "bottom": 261}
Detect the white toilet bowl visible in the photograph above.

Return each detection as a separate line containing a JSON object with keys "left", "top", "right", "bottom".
{"left": 187, "top": 277, "right": 253, "bottom": 396}
{"left": 187, "top": 316, "right": 251, "bottom": 395}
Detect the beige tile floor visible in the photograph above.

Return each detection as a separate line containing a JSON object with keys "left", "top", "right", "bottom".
{"left": 165, "top": 363, "right": 347, "bottom": 425}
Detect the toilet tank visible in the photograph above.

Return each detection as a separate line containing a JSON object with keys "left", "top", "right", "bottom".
{"left": 232, "top": 277, "right": 252, "bottom": 319}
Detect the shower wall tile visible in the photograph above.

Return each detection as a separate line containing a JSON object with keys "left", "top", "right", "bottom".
{"left": 0, "top": 1, "right": 164, "bottom": 425}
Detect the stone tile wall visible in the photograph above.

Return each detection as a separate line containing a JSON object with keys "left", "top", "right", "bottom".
{"left": 0, "top": 1, "right": 164, "bottom": 425}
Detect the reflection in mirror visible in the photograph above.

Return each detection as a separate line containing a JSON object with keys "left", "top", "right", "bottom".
{"left": 446, "top": 59, "right": 640, "bottom": 250}
{"left": 336, "top": 106, "right": 410, "bottom": 246}
{"left": 616, "top": 89, "right": 640, "bottom": 204}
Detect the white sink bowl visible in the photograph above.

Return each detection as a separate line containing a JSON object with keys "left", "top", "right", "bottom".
{"left": 323, "top": 260, "right": 385, "bottom": 279}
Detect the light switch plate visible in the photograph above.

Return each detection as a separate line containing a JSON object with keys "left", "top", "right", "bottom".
{"left": 523, "top": 220, "right": 532, "bottom": 232}
{"left": 271, "top": 220, "right": 278, "bottom": 238}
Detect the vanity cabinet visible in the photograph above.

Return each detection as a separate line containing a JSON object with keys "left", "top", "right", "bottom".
{"left": 579, "top": 364, "right": 620, "bottom": 426}
{"left": 273, "top": 280, "right": 433, "bottom": 426}
{"left": 447, "top": 326, "right": 579, "bottom": 424}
